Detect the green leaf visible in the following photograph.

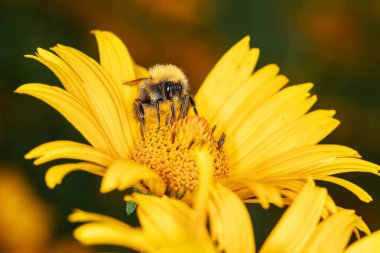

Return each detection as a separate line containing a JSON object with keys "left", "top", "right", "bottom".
{"left": 126, "top": 201, "right": 137, "bottom": 215}
{"left": 125, "top": 188, "right": 151, "bottom": 215}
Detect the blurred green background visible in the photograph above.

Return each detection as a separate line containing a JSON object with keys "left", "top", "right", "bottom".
{"left": 0, "top": 0, "right": 379, "bottom": 252}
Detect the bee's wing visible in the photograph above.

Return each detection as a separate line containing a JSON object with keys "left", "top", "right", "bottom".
{"left": 123, "top": 77, "right": 151, "bottom": 86}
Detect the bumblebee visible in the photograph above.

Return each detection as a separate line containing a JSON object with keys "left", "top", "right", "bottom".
{"left": 130, "top": 64, "right": 197, "bottom": 132}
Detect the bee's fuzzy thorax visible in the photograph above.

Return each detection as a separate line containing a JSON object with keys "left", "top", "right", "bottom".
{"left": 149, "top": 64, "right": 189, "bottom": 89}
{"left": 137, "top": 64, "right": 191, "bottom": 104}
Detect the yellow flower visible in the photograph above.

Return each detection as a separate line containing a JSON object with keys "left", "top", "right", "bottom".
{"left": 16, "top": 30, "right": 379, "bottom": 208}
{"left": 69, "top": 149, "right": 255, "bottom": 253}
{"left": 70, "top": 178, "right": 380, "bottom": 253}
{"left": 260, "top": 179, "right": 373, "bottom": 253}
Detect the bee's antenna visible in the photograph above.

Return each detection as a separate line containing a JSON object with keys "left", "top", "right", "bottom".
{"left": 123, "top": 77, "right": 150, "bottom": 85}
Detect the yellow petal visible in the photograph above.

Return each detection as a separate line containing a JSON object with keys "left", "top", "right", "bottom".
{"left": 25, "top": 140, "right": 113, "bottom": 167}
{"left": 313, "top": 176, "right": 373, "bottom": 202}
{"left": 126, "top": 194, "right": 214, "bottom": 252}
{"left": 312, "top": 157, "right": 380, "bottom": 176}
{"left": 231, "top": 179, "right": 284, "bottom": 209}
{"left": 71, "top": 207, "right": 191, "bottom": 251}
{"left": 92, "top": 30, "right": 143, "bottom": 147}
{"left": 201, "top": 48, "right": 262, "bottom": 127}
{"left": 352, "top": 217, "right": 371, "bottom": 236}
{"left": 69, "top": 208, "right": 131, "bottom": 226}
{"left": 51, "top": 44, "right": 134, "bottom": 157}
{"left": 260, "top": 179, "right": 327, "bottom": 253}
{"left": 196, "top": 36, "right": 258, "bottom": 121}
{"left": 238, "top": 144, "right": 361, "bottom": 178}
{"left": 45, "top": 162, "right": 105, "bottom": 189}
{"left": 193, "top": 148, "right": 214, "bottom": 227}
{"left": 231, "top": 109, "right": 339, "bottom": 174}
{"left": 92, "top": 30, "right": 136, "bottom": 84}
{"left": 15, "top": 83, "right": 115, "bottom": 156}
{"left": 345, "top": 231, "right": 380, "bottom": 253}
{"left": 92, "top": 31, "right": 148, "bottom": 100}
{"left": 237, "top": 144, "right": 378, "bottom": 180}
{"left": 132, "top": 195, "right": 193, "bottom": 241}
{"left": 69, "top": 209, "right": 149, "bottom": 251}
{"left": 303, "top": 210, "right": 357, "bottom": 253}
{"left": 227, "top": 83, "right": 316, "bottom": 169}
{"left": 143, "top": 178, "right": 167, "bottom": 198}
{"left": 100, "top": 159, "right": 165, "bottom": 195}
{"left": 228, "top": 144, "right": 378, "bottom": 204}
{"left": 215, "top": 69, "right": 289, "bottom": 137}
{"left": 26, "top": 49, "right": 89, "bottom": 105}
{"left": 134, "top": 64, "right": 150, "bottom": 78}
{"left": 208, "top": 184, "right": 255, "bottom": 253}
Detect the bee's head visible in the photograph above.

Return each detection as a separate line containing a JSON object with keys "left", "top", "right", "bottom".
{"left": 146, "top": 64, "right": 189, "bottom": 101}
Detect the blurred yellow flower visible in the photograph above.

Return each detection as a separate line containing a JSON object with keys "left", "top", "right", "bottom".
{"left": 0, "top": 168, "right": 51, "bottom": 253}
{"left": 0, "top": 167, "right": 93, "bottom": 253}
{"left": 70, "top": 178, "right": 380, "bottom": 253}
{"left": 16, "top": 30, "right": 379, "bottom": 209}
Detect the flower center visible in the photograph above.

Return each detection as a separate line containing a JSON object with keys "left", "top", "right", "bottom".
{"left": 132, "top": 109, "right": 229, "bottom": 196}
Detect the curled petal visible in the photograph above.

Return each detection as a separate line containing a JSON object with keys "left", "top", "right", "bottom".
{"left": 45, "top": 162, "right": 105, "bottom": 189}
{"left": 69, "top": 209, "right": 148, "bottom": 251}
{"left": 26, "top": 140, "right": 113, "bottom": 167}
{"left": 100, "top": 159, "right": 165, "bottom": 195}
{"left": 314, "top": 176, "right": 373, "bottom": 202}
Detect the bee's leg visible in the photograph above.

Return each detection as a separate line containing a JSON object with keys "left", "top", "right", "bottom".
{"left": 188, "top": 95, "right": 198, "bottom": 115}
{"left": 134, "top": 99, "right": 146, "bottom": 135}
{"left": 171, "top": 99, "right": 176, "bottom": 122}
{"left": 178, "top": 97, "right": 188, "bottom": 120}
{"left": 155, "top": 99, "right": 162, "bottom": 127}
{"left": 217, "top": 132, "right": 226, "bottom": 150}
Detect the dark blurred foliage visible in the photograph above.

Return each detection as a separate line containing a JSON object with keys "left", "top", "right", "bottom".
{"left": 0, "top": 0, "right": 379, "bottom": 252}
